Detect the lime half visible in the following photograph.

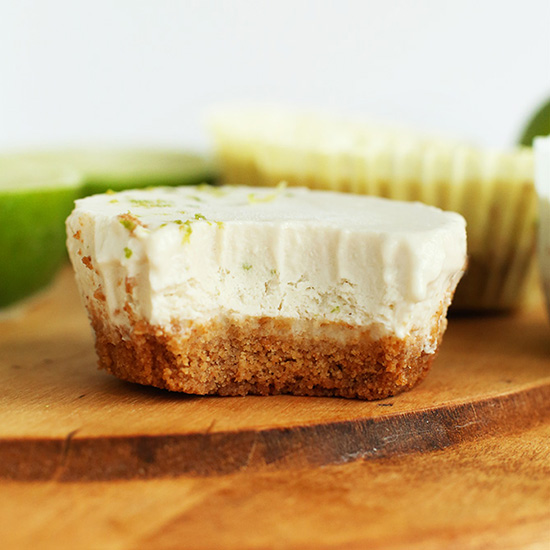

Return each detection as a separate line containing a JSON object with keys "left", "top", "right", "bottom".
{"left": 519, "top": 97, "right": 550, "bottom": 146}
{"left": 0, "top": 149, "right": 217, "bottom": 312}
{"left": 0, "top": 159, "right": 82, "bottom": 309}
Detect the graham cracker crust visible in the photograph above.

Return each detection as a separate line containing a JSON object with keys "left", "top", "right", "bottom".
{"left": 90, "top": 313, "right": 446, "bottom": 400}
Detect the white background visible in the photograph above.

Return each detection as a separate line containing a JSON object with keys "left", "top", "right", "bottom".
{"left": 0, "top": 0, "right": 548, "bottom": 152}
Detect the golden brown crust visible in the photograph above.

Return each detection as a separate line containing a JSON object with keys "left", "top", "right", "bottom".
{"left": 89, "top": 313, "right": 446, "bottom": 400}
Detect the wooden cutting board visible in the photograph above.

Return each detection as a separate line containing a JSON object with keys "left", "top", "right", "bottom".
{"left": 1, "top": 268, "right": 549, "bottom": 549}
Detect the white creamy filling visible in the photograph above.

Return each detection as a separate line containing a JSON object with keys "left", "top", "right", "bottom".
{"left": 66, "top": 185, "right": 466, "bottom": 345}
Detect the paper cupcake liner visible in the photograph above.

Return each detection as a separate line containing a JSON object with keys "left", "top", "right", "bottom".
{"left": 211, "top": 111, "right": 537, "bottom": 310}
{"left": 535, "top": 137, "right": 550, "bottom": 319}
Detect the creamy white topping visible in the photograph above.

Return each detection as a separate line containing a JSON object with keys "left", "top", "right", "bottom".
{"left": 66, "top": 184, "right": 466, "bottom": 346}
{"left": 535, "top": 137, "right": 550, "bottom": 316}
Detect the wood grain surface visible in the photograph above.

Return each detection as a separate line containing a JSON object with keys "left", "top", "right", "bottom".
{"left": 1, "top": 268, "right": 549, "bottom": 549}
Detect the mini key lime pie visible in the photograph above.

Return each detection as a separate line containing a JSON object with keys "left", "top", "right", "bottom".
{"left": 66, "top": 184, "right": 466, "bottom": 399}
{"left": 535, "top": 136, "right": 550, "bottom": 319}
{"left": 210, "top": 108, "right": 537, "bottom": 311}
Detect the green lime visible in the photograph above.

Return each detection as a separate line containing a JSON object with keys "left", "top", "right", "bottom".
{"left": 0, "top": 159, "right": 82, "bottom": 310}
{"left": 519, "top": 97, "right": 550, "bottom": 146}
{"left": 0, "top": 149, "right": 217, "bottom": 312}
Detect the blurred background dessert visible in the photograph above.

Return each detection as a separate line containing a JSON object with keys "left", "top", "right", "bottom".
{"left": 210, "top": 107, "right": 539, "bottom": 310}
{"left": 535, "top": 136, "right": 550, "bottom": 320}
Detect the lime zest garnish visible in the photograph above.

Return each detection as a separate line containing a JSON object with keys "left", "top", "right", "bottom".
{"left": 180, "top": 221, "right": 193, "bottom": 244}
{"left": 194, "top": 213, "right": 207, "bottom": 220}
{"left": 276, "top": 181, "right": 288, "bottom": 191}
{"left": 248, "top": 192, "right": 276, "bottom": 204}
{"left": 129, "top": 198, "right": 173, "bottom": 208}
{"left": 119, "top": 218, "right": 137, "bottom": 232}
{"left": 197, "top": 184, "right": 226, "bottom": 197}
{"left": 247, "top": 181, "right": 288, "bottom": 204}
{"left": 124, "top": 247, "right": 133, "bottom": 259}
{"left": 518, "top": 97, "right": 550, "bottom": 146}
{"left": 118, "top": 212, "right": 143, "bottom": 232}
{"left": 242, "top": 263, "right": 253, "bottom": 271}
{"left": 120, "top": 219, "right": 136, "bottom": 231}
{"left": 331, "top": 306, "right": 340, "bottom": 313}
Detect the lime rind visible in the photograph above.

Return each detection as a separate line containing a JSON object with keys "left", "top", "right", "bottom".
{"left": 519, "top": 97, "right": 550, "bottom": 147}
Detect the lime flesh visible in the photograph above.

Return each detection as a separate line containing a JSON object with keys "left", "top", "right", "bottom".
{"left": 11, "top": 149, "right": 218, "bottom": 195}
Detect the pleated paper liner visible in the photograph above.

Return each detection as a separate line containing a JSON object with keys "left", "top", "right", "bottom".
{"left": 212, "top": 114, "right": 537, "bottom": 311}
{"left": 535, "top": 137, "right": 550, "bottom": 320}
{"left": 539, "top": 194, "right": 550, "bottom": 318}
